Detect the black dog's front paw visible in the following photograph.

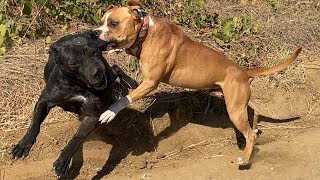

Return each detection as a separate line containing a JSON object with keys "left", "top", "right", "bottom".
{"left": 53, "top": 157, "right": 71, "bottom": 177}
{"left": 11, "top": 142, "right": 33, "bottom": 160}
{"left": 120, "top": 78, "right": 139, "bottom": 90}
{"left": 126, "top": 78, "right": 139, "bottom": 89}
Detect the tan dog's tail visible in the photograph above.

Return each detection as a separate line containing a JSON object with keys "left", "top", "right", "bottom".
{"left": 246, "top": 47, "right": 302, "bottom": 78}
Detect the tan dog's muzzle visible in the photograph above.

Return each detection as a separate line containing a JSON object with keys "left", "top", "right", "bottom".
{"left": 93, "top": 28, "right": 108, "bottom": 42}
{"left": 92, "top": 29, "right": 117, "bottom": 51}
{"left": 98, "top": 29, "right": 108, "bottom": 42}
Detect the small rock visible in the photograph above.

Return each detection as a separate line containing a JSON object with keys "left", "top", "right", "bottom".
{"left": 147, "top": 163, "right": 153, "bottom": 169}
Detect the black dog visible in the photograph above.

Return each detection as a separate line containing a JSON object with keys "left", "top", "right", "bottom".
{"left": 11, "top": 31, "right": 137, "bottom": 177}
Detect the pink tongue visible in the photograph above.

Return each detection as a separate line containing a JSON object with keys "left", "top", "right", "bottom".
{"left": 106, "top": 44, "right": 113, "bottom": 51}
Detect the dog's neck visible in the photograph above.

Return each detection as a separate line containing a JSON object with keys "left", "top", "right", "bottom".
{"left": 126, "top": 15, "right": 150, "bottom": 58}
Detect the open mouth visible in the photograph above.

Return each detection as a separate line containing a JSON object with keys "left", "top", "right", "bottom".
{"left": 106, "top": 42, "right": 117, "bottom": 51}
{"left": 87, "top": 77, "right": 107, "bottom": 90}
{"left": 92, "top": 80, "right": 107, "bottom": 90}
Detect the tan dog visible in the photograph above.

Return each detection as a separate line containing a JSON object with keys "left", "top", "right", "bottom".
{"left": 96, "top": 0, "right": 302, "bottom": 166}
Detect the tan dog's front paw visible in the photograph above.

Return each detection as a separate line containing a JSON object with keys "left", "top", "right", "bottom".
{"left": 99, "top": 96, "right": 132, "bottom": 124}
{"left": 99, "top": 110, "right": 116, "bottom": 124}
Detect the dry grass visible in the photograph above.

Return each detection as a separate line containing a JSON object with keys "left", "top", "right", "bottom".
{"left": 0, "top": 39, "right": 77, "bottom": 133}
{"left": 0, "top": 54, "right": 45, "bottom": 131}
{"left": 205, "top": 0, "right": 319, "bottom": 89}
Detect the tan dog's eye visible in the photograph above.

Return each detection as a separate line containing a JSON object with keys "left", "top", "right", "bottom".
{"left": 109, "top": 21, "right": 119, "bottom": 28}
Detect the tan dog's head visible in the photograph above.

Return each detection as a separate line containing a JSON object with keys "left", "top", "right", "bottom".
{"left": 96, "top": 0, "right": 144, "bottom": 50}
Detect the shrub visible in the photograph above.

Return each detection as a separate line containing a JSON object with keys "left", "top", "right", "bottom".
{"left": 151, "top": 0, "right": 259, "bottom": 48}
{"left": 0, "top": 0, "right": 121, "bottom": 55}
{"left": 0, "top": 0, "right": 260, "bottom": 55}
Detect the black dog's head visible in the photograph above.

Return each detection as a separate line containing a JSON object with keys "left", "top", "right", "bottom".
{"left": 50, "top": 31, "right": 109, "bottom": 90}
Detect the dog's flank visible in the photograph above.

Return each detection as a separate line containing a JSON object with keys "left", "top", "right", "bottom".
{"left": 11, "top": 30, "right": 137, "bottom": 177}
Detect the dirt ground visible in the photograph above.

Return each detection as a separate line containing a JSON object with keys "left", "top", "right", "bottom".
{"left": 1, "top": 1, "right": 320, "bottom": 180}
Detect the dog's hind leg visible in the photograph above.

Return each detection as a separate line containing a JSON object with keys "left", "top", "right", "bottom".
{"left": 234, "top": 108, "right": 261, "bottom": 150}
{"left": 252, "top": 110, "right": 261, "bottom": 135}
{"left": 222, "top": 77, "right": 257, "bottom": 166}
{"left": 12, "top": 91, "right": 51, "bottom": 159}
{"left": 53, "top": 116, "right": 99, "bottom": 177}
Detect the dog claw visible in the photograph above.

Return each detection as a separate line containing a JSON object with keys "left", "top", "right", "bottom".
{"left": 254, "top": 129, "right": 263, "bottom": 136}
{"left": 11, "top": 143, "right": 31, "bottom": 160}
{"left": 53, "top": 158, "right": 71, "bottom": 177}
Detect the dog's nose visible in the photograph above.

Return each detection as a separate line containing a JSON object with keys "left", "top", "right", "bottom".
{"left": 93, "top": 30, "right": 101, "bottom": 38}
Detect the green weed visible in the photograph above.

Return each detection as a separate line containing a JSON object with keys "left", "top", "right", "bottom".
{"left": 212, "top": 15, "right": 259, "bottom": 48}
{"left": 153, "top": 0, "right": 259, "bottom": 49}
{"left": 0, "top": 15, "right": 22, "bottom": 55}
{"left": 0, "top": 0, "right": 121, "bottom": 55}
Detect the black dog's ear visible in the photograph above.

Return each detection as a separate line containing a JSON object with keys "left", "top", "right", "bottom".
{"left": 49, "top": 44, "right": 61, "bottom": 64}
{"left": 50, "top": 44, "right": 58, "bottom": 55}
{"left": 50, "top": 43, "right": 70, "bottom": 66}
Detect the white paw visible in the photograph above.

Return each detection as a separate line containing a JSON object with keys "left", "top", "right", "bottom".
{"left": 236, "top": 156, "right": 249, "bottom": 166}
{"left": 99, "top": 110, "right": 116, "bottom": 124}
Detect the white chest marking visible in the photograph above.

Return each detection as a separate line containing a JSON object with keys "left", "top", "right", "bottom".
{"left": 70, "top": 95, "right": 87, "bottom": 103}
{"left": 148, "top": 16, "right": 154, "bottom": 26}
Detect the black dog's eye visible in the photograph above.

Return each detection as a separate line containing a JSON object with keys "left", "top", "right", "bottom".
{"left": 69, "top": 64, "right": 80, "bottom": 69}
{"left": 94, "top": 73, "right": 101, "bottom": 79}
{"left": 109, "top": 21, "right": 118, "bottom": 28}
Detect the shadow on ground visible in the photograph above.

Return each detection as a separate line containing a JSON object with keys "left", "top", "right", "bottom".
{"left": 60, "top": 90, "right": 300, "bottom": 180}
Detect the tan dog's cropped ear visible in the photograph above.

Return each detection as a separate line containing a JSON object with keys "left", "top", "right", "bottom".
{"left": 128, "top": 8, "right": 140, "bottom": 22}
{"left": 127, "top": 0, "right": 141, "bottom": 7}
{"left": 107, "top": 5, "right": 115, "bottom": 10}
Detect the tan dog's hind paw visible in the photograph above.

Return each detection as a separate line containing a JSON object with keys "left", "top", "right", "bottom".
{"left": 236, "top": 156, "right": 249, "bottom": 166}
